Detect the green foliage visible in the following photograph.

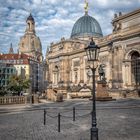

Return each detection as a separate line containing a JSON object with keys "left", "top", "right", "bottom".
{"left": 7, "top": 75, "right": 30, "bottom": 95}
{"left": 0, "top": 88, "right": 8, "bottom": 96}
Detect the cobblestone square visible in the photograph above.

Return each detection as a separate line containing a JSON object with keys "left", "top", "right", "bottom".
{"left": 0, "top": 99, "right": 140, "bottom": 140}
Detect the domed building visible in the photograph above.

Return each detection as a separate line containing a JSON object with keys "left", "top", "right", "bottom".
{"left": 19, "top": 13, "right": 43, "bottom": 62}
{"left": 18, "top": 14, "right": 44, "bottom": 93}
{"left": 71, "top": 13, "right": 103, "bottom": 39}
{"left": 46, "top": 3, "right": 140, "bottom": 100}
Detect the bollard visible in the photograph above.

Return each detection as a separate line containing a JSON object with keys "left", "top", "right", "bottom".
{"left": 44, "top": 109, "right": 46, "bottom": 125}
{"left": 73, "top": 107, "right": 75, "bottom": 121}
{"left": 58, "top": 113, "right": 61, "bottom": 132}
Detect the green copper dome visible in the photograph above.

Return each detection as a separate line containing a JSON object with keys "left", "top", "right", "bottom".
{"left": 71, "top": 14, "right": 103, "bottom": 38}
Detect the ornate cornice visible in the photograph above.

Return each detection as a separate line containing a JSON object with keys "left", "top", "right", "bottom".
{"left": 112, "top": 8, "right": 140, "bottom": 23}
{"left": 50, "top": 38, "right": 88, "bottom": 47}
{"left": 127, "top": 42, "right": 140, "bottom": 47}
{"left": 47, "top": 49, "right": 85, "bottom": 60}
{"left": 99, "top": 31, "right": 140, "bottom": 47}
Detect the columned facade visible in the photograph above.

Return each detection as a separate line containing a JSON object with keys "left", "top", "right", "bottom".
{"left": 46, "top": 8, "right": 140, "bottom": 99}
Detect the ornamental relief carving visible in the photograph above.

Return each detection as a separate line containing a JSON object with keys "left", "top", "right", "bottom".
{"left": 71, "top": 42, "right": 75, "bottom": 48}
{"left": 58, "top": 44, "right": 64, "bottom": 50}
{"left": 99, "top": 56, "right": 108, "bottom": 64}
{"left": 52, "top": 65, "right": 59, "bottom": 72}
{"left": 73, "top": 43, "right": 80, "bottom": 50}
{"left": 124, "top": 48, "right": 140, "bottom": 60}
{"left": 73, "top": 61, "right": 80, "bottom": 67}
{"left": 107, "top": 46, "right": 114, "bottom": 53}
{"left": 125, "top": 46, "right": 140, "bottom": 54}
{"left": 114, "top": 45, "right": 122, "bottom": 51}
{"left": 126, "top": 42, "right": 140, "bottom": 48}
{"left": 124, "top": 42, "right": 140, "bottom": 56}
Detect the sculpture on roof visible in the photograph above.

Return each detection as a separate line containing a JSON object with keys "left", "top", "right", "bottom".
{"left": 84, "top": 0, "right": 89, "bottom": 14}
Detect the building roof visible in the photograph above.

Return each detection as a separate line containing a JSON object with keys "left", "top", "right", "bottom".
{"left": 71, "top": 13, "right": 103, "bottom": 39}
{"left": 0, "top": 53, "right": 32, "bottom": 65}
{"left": 0, "top": 53, "right": 30, "bottom": 60}
{"left": 26, "top": 13, "right": 34, "bottom": 22}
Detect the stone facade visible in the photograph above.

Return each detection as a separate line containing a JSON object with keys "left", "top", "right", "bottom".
{"left": 18, "top": 14, "right": 43, "bottom": 62}
{"left": 46, "top": 8, "right": 140, "bottom": 99}
{"left": 18, "top": 14, "right": 44, "bottom": 94}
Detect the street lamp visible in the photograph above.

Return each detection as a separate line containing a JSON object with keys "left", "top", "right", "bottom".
{"left": 85, "top": 38, "right": 100, "bottom": 140}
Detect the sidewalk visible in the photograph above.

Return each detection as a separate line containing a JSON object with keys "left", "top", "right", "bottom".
{"left": 0, "top": 99, "right": 55, "bottom": 114}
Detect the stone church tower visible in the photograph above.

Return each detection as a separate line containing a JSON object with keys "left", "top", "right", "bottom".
{"left": 18, "top": 14, "right": 43, "bottom": 62}
{"left": 9, "top": 43, "right": 14, "bottom": 54}
{"left": 18, "top": 14, "right": 44, "bottom": 93}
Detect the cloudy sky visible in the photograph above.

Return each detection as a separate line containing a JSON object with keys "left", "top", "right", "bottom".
{"left": 0, "top": 0, "right": 140, "bottom": 57}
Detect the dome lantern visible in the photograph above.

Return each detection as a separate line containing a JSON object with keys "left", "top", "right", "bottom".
{"left": 26, "top": 13, "right": 34, "bottom": 22}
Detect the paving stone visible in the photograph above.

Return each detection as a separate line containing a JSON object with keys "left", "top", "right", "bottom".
{"left": 0, "top": 99, "right": 140, "bottom": 140}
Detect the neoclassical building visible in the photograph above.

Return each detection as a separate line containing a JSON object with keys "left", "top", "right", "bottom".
{"left": 46, "top": 7, "right": 140, "bottom": 99}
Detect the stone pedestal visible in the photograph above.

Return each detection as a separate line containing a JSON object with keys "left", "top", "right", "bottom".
{"left": 96, "top": 81, "right": 113, "bottom": 101}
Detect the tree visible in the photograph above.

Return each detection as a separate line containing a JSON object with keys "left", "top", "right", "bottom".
{"left": 7, "top": 75, "right": 30, "bottom": 95}
{"left": 0, "top": 67, "right": 8, "bottom": 96}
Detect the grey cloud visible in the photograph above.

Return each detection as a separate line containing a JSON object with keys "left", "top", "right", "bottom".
{"left": 0, "top": 0, "right": 140, "bottom": 56}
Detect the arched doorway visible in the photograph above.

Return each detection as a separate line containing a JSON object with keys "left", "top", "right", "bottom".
{"left": 131, "top": 51, "right": 140, "bottom": 87}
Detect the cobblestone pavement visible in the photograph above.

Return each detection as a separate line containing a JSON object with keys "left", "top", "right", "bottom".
{"left": 0, "top": 99, "right": 140, "bottom": 140}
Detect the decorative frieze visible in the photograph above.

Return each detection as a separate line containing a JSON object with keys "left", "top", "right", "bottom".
{"left": 100, "top": 56, "right": 108, "bottom": 64}
{"left": 127, "top": 42, "right": 140, "bottom": 48}
{"left": 73, "top": 43, "right": 80, "bottom": 50}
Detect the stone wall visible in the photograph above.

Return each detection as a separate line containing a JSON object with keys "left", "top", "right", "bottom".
{"left": 0, "top": 96, "right": 27, "bottom": 105}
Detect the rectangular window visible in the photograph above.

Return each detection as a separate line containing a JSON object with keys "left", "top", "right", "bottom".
{"left": 11, "top": 69, "right": 13, "bottom": 73}
{"left": 2, "top": 80, "right": 5, "bottom": 85}
{"left": 7, "top": 69, "right": 9, "bottom": 73}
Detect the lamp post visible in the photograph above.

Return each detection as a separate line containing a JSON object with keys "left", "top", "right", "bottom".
{"left": 85, "top": 38, "right": 100, "bottom": 140}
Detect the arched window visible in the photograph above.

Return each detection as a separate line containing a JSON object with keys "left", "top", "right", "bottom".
{"left": 53, "top": 66, "right": 59, "bottom": 85}
{"left": 131, "top": 51, "right": 140, "bottom": 86}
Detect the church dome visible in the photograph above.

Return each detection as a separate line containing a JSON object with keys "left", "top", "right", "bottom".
{"left": 71, "top": 14, "right": 103, "bottom": 38}
{"left": 27, "top": 13, "right": 34, "bottom": 22}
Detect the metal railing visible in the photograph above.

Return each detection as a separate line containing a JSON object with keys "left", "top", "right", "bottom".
{"left": 43, "top": 107, "right": 91, "bottom": 132}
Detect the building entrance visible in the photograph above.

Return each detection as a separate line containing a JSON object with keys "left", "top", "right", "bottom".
{"left": 131, "top": 52, "right": 140, "bottom": 88}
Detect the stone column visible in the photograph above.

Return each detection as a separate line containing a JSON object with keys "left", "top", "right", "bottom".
{"left": 80, "top": 57, "right": 84, "bottom": 83}
{"left": 127, "top": 62, "right": 132, "bottom": 86}
{"left": 112, "top": 45, "right": 123, "bottom": 88}
{"left": 122, "top": 62, "right": 129, "bottom": 87}
{"left": 117, "top": 46, "right": 123, "bottom": 88}
{"left": 61, "top": 59, "right": 64, "bottom": 82}
{"left": 112, "top": 47, "right": 118, "bottom": 88}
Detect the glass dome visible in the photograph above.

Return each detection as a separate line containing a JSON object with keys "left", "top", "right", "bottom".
{"left": 71, "top": 14, "right": 103, "bottom": 38}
